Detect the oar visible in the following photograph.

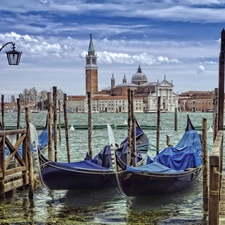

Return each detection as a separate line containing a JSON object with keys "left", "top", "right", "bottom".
{"left": 107, "top": 124, "right": 116, "bottom": 169}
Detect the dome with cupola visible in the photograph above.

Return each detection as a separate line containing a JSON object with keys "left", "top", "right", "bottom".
{"left": 131, "top": 65, "right": 148, "bottom": 85}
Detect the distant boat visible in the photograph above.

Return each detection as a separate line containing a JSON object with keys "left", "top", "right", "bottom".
{"left": 208, "top": 126, "right": 213, "bottom": 133}
{"left": 123, "top": 120, "right": 127, "bottom": 125}
{"left": 69, "top": 125, "right": 75, "bottom": 131}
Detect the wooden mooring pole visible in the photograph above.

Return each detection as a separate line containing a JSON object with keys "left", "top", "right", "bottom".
{"left": 53, "top": 86, "right": 58, "bottom": 162}
{"left": 1, "top": 95, "right": 5, "bottom": 130}
{"left": 63, "top": 93, "right": 70, "bottom": 162}
{"left": 47, "top": 92, "right": 53, "bottom": 161}
{"left": 127, "top": 89, "right": 131, "bottom": 166}
{"left": 58, "top": 99, "right": 62, "bottom": 142}
{"left": 174, "top": 107, "right": 178, "bottom": 131}
{"left": 25, "top": 107, "right": 34, "bottom": 199}
{"left": 213, "top": 88, "right": 218, "bottom": 142}
{"left": 131, "top": 90, "right": 137, "bottom": 167}
{"left": 156, "top": 96, "right": 161, "bottom": 155}
{"left": 202, "top": 117, "right": 208, "bottom": 211}
{"left": 208, "top": 131, "right": 223, "bottom": 225}
{"left": 218, "top": 29, "right": 225, "bottom": 132}
{"left": 87, "top": 92, "right": 92, "bottom": 159}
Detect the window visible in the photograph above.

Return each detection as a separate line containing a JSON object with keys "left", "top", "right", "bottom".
{"left": 87, "top": 59, "right": 90, "bottom": 64}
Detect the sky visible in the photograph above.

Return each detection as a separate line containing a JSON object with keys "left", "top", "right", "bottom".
{"left": 0, "top": 0, "right": 225, "bottom": 99}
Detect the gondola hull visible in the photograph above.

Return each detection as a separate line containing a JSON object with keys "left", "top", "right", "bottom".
{"left": 38, "top": 153, "right": 116, "bottom": 190}
{"left": 115, "top": 165, "right": 201, "bottom": 196}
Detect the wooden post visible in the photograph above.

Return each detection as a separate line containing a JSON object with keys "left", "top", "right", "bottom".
{"left": 47, "top": 92, "right": 53, "bottom": 161}
{"left": 156, "top": 96, "right": 161, "bottom": 154}
{"left": 0, "top": 134, "right": 5, "bottom": 196}
{"left": 127, "top": 89, "right": 131, "bottom": 166}
{"left": 218, "top": 29, "right": 225, "bottom": 131}
{"left": 1, "top": 95, "right": 5, "bottom": 130}
{"left": 16, "top": 98, "right": 21, "bottom": 131}
{"left": 25, "top": 107, "right": 34, "bottom": 199}
{"left": 131, "top": 90, "right": 136, "bottom": 167}
{"left": 63, "top": 93, "right": 70, "bottom": 162}
{"left": 174, "top": 107, "right": 178, "bottom": 131}
{"left": 53, "top": 86, "right": 58, "bottom": 162}
{"left": 208, "top": 131, "right": 223, "bottom": 225}
{"left": 202, "top": 117, "right": 208, "bottom": 211}
{"left": 58, "top": 99, "right": 62, "bottom": 142}
{"left": 213, "top": 88, "right": 218, "bottom": 141}
{"left": 87, "top": 92, "right": 92, "bottom": 159}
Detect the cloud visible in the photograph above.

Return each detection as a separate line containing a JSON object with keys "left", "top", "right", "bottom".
{"left": 197, "top": 65, "right": 205, "bottom": 74}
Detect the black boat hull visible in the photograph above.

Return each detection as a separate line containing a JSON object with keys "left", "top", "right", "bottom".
{"left": 115, "top": 166, "right": 201, "bottom": 196}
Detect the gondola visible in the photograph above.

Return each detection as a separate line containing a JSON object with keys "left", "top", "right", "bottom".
{"left": 114, "top": 115, "right": 202, "bottom": 196}
{"left": 37, "top": 122, "right": 149, "bottom": 191}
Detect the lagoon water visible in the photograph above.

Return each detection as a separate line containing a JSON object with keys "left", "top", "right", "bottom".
{"left": 0, "top": 112, "right": 213, "bottom": 224}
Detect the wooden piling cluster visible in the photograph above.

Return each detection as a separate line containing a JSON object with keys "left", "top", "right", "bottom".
{"left": 208, "top": 29, "right": 225, "bottom": 225}
{"left": 0, "top": 108, "right": 34, "bottom": 199}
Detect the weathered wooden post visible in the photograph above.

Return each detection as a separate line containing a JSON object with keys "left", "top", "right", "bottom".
{"left": 208, "top": 131, "right": 223, "bottom": 225}
{"left": 174, "top": 107, "right": 178, "bottom": 131}
{"left": 0, "top": 131, "right": 5, "bottom": 196}
{"left": 202, "top": 117, "right": 208, "bottom": 211}
{"left": 53, "top": 86, "right": 58, "bottom": 162}
{"left": 87, "top": 92, "right": 92, "bottom": 159}
{"left": 58, "top": 99, "right": 62, "bottom": 142}
{"left": 131, "top": 90, "right": 137, "bottom": 167}
{"left": 16, "top": 98, "right": 21, "bottom": 133}
{"left": 127, "top": 89, "right": 131, "bottom": 166}
{"left": 218, "top": 29, "right": 225, "bottom": 132}
{"left": 25, "top": 107, "right": 34, "bottom": 199}
{"left": 213, "top": 88, "right": 218, "bottom": 142}
{"left": 47, "top": 92, "right": 53, "bottom": 161}
{"left": 156, "top": 96, "right": 161, "bottom": 154}
{"left": 1, "top": 95, "right": 5, "bottom": 130}
{"left": 63, "top": 93, "right": 70, "bottom": 162}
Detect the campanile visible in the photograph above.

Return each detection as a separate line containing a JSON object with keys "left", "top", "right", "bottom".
{"left": 85, "top": 34, "right": 98, "bottom": 95}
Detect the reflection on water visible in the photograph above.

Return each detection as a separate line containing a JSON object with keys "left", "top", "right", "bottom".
{"left": 0, "top": 112, "right": 214, "bottom": 224}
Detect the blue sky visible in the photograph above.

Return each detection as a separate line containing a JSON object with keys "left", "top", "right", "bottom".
{"left": 0, "top": 0, "right": 224, "bottom": 99}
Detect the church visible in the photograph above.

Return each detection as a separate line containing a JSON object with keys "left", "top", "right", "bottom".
{"left": 67, "top": 35, "right": 178, "bottom": 113}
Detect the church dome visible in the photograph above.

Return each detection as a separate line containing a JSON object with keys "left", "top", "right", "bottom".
{"left": 131, "top": 65, "right": 148, "bottom": 84}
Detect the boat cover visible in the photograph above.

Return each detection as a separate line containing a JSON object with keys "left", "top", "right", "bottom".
{"left": 88, "top": 127, "right": 145, "bottom": 168}
{"left": 154, "top": 129, "right": 202, "bottom": 171}
{"left": 49, "top": 160, "right": 110, "bottom": 170}
{"left": 126, "top": 161, "right": 182, "bottom": 173}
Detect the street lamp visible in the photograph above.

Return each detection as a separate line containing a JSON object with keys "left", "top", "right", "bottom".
{"left": 0, "top": 42, "right": 22, "bottom": 65}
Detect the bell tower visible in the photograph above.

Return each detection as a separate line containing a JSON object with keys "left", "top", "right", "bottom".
{"left": 85, "top": 34, "right": 98, "bottom": 95}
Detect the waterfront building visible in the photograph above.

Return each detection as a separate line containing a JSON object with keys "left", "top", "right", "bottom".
{"left": 178, "top": 91, "right": 215, "bottom": 112}
{"left": 67, "top": 34, "right": 179, "bottom": 113}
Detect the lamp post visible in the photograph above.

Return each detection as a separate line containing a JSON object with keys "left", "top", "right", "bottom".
{"left": 0, "top": 42, "right": 22, "bottom": 65}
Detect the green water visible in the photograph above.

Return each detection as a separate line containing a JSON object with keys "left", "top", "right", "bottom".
{"left": 0, "top": 112, "right": 212, "bottom": 224}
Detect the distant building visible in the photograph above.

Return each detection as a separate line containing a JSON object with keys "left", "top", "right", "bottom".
{"left": 67, "top": 34, "right": 178, "bottom": 113}
{"left": 178, "top": 91, "right": 215, "bottom": 112}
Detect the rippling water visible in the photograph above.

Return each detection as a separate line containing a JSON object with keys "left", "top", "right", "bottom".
{"left": 0, "top": 112, "right": 213, "bottom": 224}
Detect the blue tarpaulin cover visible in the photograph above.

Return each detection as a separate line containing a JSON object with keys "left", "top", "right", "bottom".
{"left": 126, "top": 161, "right": 180, "bottom": 173}
{"left": 50, "top": 159, "right": 110, "bottom": 170}
{"left": 126, "top": 129, "right": 202, "bottom": 173}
